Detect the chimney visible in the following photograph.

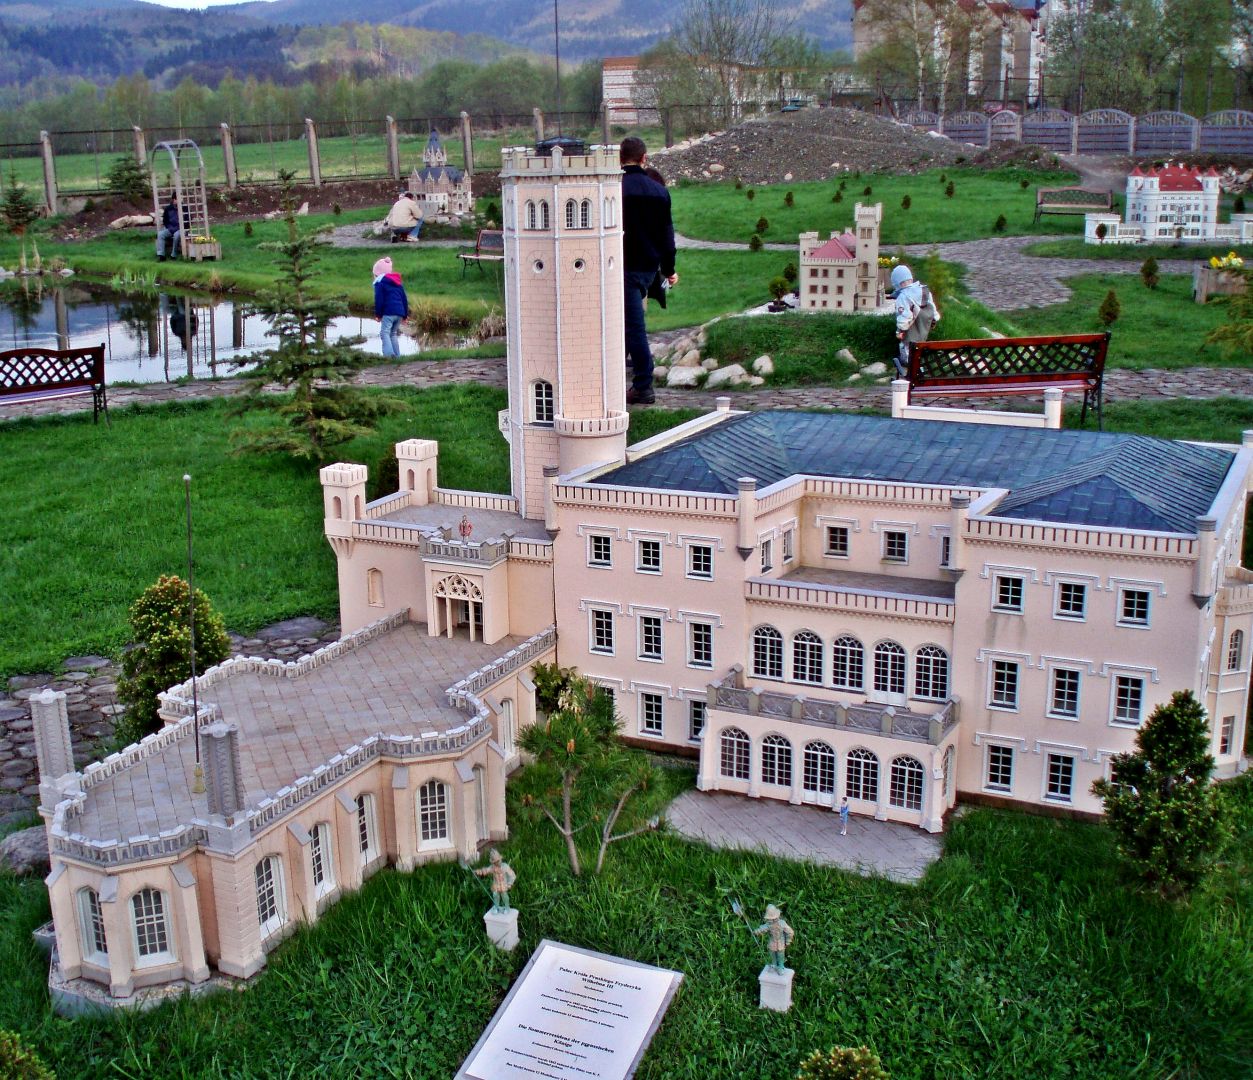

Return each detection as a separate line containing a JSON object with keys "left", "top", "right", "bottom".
{"left": 736, "top": 477, "right": 758, "bottom": 559}
{"left": 201, "top": 721, "right": 246, "bottom": 820}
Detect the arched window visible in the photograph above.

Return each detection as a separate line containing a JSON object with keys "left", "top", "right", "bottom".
{"left": 719, "top": 727, "right": 750, "bottom": 780}
{"left": 1228, "top": 629, "right": 1245, "bottom": 671}
{"left": 565, "top": 198, "right": 577, "bottom": 229}
{"left": 539, "top": 200, "right": 550, "bottom": 230}
{"left": 255, "top": 856, "right": 286, "bottom": 937}
{"left": 130, "top": 888, "right": 171, "bottom": 960}
{"left": 603, "top": 196, "right": 616, "bottom": 227}
{"left": 792, "top": 631, "right": 824, "bottom": 684}
{"left": 525, "top": 200, "right": 537, "bottom": 229}
{"left": 942, "top": 745, "right": 955, "bottom": 800}
{"left": 366, "top": 568, "right": 383, "bottom": 608}
{"left": 802, "top": 741, "right": 836, "bottom": 796}
{"left": 532, "top": 380, "right": 554, "bottom": 425}
{"left": 846, "top": 748, "right": 879, "bottom": 802}
{"left": 873, "top": 641, "right": 907, "bottom": 695}
{"left": 914, "top": 645, "right": 949, "bottom": 700}
{"left": 752, "top": 626, "right": 784, "bottom": 679}
{"left": 332, "top": 495, "right": 342, "bottom": 518}
{"left": 418, "top": 779, "right": 450, "bottom": 847}
{"left": 310, "top": 822, "right": 334, "bottom": 896}
{"left": 889, "top": 755, "right": 925, "bottom": 811}
{"left": 355, "top": 793, "right": 378, "bottom": 863}
{"left": 77, "top": 887, "right": 107, "bottom": 963}
{"left": 832, "top": 636, "right": 864, "bottom": 691}
{"left": 761, "top": 734, "right": 792, "bottom": 787}
{"left": 580, "top": 199, "right": 592, "bottom": 228}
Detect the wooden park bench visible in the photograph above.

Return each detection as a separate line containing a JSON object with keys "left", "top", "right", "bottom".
{"left": 1034, "top": 186, "right": 1114, "bottom": 224}
{"left": 905, "top": 333, "right": 1110, "bottom": 429}
{"left": 0, "top": 345, "right": 109, "bottom": 423}
{"left": 458, "top": 229, "right": 504, "bottom": 278}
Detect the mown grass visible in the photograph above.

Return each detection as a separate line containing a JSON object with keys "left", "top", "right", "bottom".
{"left": 1025, "top": 238, "right": 1253, "bottom": 261}
{"left": 1004, "top": 273, "right": 1236, "bottom": 370}
{"left": 0, "top": 768, "right": 1249, "bottom": 1077}
{"left": 670, "top": 168, "right": 1083, "bottom": 247}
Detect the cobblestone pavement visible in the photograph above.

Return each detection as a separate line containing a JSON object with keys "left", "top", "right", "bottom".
{"left": 665, "top": 789, "right": 942, "bottom": 882}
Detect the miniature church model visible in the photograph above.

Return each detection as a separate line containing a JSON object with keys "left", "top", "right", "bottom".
{"left": 408, "top": 130, "right": 474, "bottom": 216}
{"left": 797, "top": 202, "right": 884, "bottom": 312}
{"left": 1085, "top": 163, "right": 1253, "bottom": 244}
{"left": 34, "top": 141, "right": 1253, "bottom": 1014}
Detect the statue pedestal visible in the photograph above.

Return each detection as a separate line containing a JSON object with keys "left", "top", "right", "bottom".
{"left": 484, "top": 907, "right": 519, "bottom": 951}
{"left": 758, "top": 966, "right": 793, "bottom": 1012}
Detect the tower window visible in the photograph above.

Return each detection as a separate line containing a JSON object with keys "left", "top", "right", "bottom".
{"left": 532, "top": 380, "right": 554, "bottom": 425}
{"left": 539, "top": 200, "right": 550, "bottom": 230}
{"left": 525, "top": 200, "right": 537, "bottom": 230}
{"left": 565, "top": 199, "right": 577, "bottom": 229}
{"left": 580, "top": 199, "right": 592, "bottom": 228}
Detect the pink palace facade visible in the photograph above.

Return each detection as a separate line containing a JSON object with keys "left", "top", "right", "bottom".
{"left": 35, "top": 142, "right": 1252, "bottom": 1008}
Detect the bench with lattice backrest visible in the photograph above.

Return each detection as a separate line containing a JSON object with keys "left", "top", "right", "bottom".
{"left": 1034, "top": 186, "right": 1114, "bottom": 223}
{"left": 906, "top": 333, "right": 1110, "bottom": 429}
{"left": 0, "top": 345, "right": 109, "bottom": 423}
{"left": 458, "top": 229, "right": 504, "bottom": 278}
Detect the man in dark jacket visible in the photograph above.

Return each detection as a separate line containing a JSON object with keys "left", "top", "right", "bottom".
{"left": 620, "top": 137, "right": 677, "bottom": 405}
{"left": 156, "top": 198, "right": 181, "bottom": 261}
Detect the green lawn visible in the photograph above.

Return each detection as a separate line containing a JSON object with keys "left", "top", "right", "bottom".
{"left": 1025, "top": 238, "right": 1253, "bottom": 261}
{"left": 0, "top": 766, "right": 1249, "bottom": 1078}
{"left": 671, "top": 168, "right": 1084, "bottom": 247}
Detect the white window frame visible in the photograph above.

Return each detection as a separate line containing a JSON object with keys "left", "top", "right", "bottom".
{"left": 881, "top": 529, "right": 909, "bottom": 564}
{"left": 130, "top": 887, "right": 174, "bottom": 966}
{"left": 639, "top": 691, "right": 665, "bottom": 738}
{"left": 638, "top": 614, "right": 664, "bottom": 661}
{"left": 1116, "top": 586, "right": 1152, "bottom": 628}
{"left": 688, "top": 699, "right": 707, "bottom": 743}
{"left": 752, "top": 625, "right": 784, "bottom": 680}
{"left": 832, "top": 635, "right": 865, "bottom": 691}
{"left": 587, "top": 533, "right": 613, "bottom": 568}
{"left": 1227, "top": 629, "right": 1245, "bottom": 672}
{"left": 888, "top": 755, "right": 925, "bottom": 811}
{"left": 913, "top": 645, "right": 949, "bottom": 702}
{"left": 988, "top": 659, "right": 1020, "bottom": 712}
{"left": 1053, "top": 580, "right": 1088, "bottom": 622}
{"left": 310, "top": 822, "right": 335, "bottom": 898}
{"left": 418, "top": 778, "right": 453, "bottom": 851}
{"left": 760, "top": 734, "right": 793, "bottom": 787}
{"left": 636, "top": 538, "right": 662, "bottom": 574}
{"left": 531, "top": 380, "right": 554, "bottom": 425}
{"left": 720, "top": 727, "right": 750, "bottom": 780}
{"left": 792, "top": 631, "right": 824, "bottom": 685}
{"left": 760, "top": 537, "right": 774, "bottom": 574}
{"left": 992, "top": 574, "right": 1026, "bottom": 614}
{"left": 589, "top": 607, "right": 616, "bottom": 655}
{"left": 77, "top": 887, "right": 108, "bottom": 965}
{"left": 356, "top": 793, "right": 378, "bottom": 864}
{"left": 1047, "top": 666, "right": 1082, "bottom": 720}
{"left": 824, "top": 524, "right": 851, "bottom": 559}
{"left": 1219, "top": 713, "right": 1236, "bottom": 756}
{"left": 984, "top": 743, "right": 1014, "bottom": 793}
{"left": 781, "top": 527, "right": 795, "bottom": 563}
{"left": 688, "top": 621, "right": 713, "bottom": 669}
{"left": 255, "top": 855, "right": 287, "bottom": 939}
{"left": 686, "top": 542, "right": 714, "bottom": 580}
{"left": 1043, "top": 752, "right": 1076, "bottom": 804}
{"left": 1110, "top": 674, "right": 1146, "bottom": 727}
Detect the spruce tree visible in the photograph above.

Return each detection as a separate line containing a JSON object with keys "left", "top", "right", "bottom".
{"left": 233, "top": 170, "right": 397, "bottom": 459}
{"left": 105, "top": 155, "right": 150, "bottom": 203}
{"left": 2, "top": 171, "right": 39, "bottom": 238}
{"left": 1140, "top": 255, "right": 1160, "bottom": 289}
{"left": 1098, "top": 288, "right": 1121, "bottom": 327}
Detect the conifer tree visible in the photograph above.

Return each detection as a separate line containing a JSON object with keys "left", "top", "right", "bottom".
{"left": 2, "top": 171, "right": 39, "bottom": 238}
{"left": 1098, "top": 288, "right": 1121, "bottom": 326}
{"left": 1140, "top": 255, "right": 1159, "bottom": 289}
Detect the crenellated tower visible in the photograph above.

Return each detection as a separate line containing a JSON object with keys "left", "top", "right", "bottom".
{"left": 499, "top": 142, "right": 629, "bottom": 520}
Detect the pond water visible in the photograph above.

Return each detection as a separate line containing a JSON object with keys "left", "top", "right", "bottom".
{"left": 0, "top": 280, "right": 471, "bottom": 385}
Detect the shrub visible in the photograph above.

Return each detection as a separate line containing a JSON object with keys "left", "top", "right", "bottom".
{"left": 1140, "top": 255, "right": 1159, "bottom": 289}
{"left": 939, "top": 173, "right": 946, "bottom": 182}
{"left": 784, "top": 191, "right": 794, "bottom": 207}
{"left": 106, "top": 155, "right": 150, "bottom": 203}
{"left": 862, "top": 185, "right": 872, "bottom": 196}
{"left": 796, "top": 1045, "right": 889, "bottom": 1080}
{"left": 782, "top": 262, "right": 798, "bottom": 283}
{"left": 0, "top": 1031, "right": 54, "bottom": 1080}
{"left": 993, "top": 214, "right": 1007, "bottom": 233}
{"left": 833, "top": 190, "right": 843, "bottom": 203}
{"left": 332, "top": 202, "right": 342, "bottom": 215}
{"left": 839, "top": 178, "right": 847, "bottom": 190}
{"left": 1094, "top": 222, "right": 1107, "bottom": 242}
{"left": 944, "top": 181, "right": 955, "bottom": 198}
{"left": 1235, "top": 193, "right": 1247, "bottom": 214}
{"left": 1097, "top": 288, "right": 1121, "bottom": 326}
{"left": 921, "top": 248, "right": 955, "bottom": 308}
{"left": 768, "top": 276, "right": 789, "bottom": 300}
{"left": 746, "top": 189, "right": 755, "bottom": 201}
{"left": 900, "top": 195, "right": 911, "bottom": 211}
{"left": 1020, "top": 178, "right": 1030, "bottom": 189}
{"left": 755, "top": 216, "right": 769, "bottom": 234}
{"left": 2, "top": 171, "right": 39, "bottom": 237}
{"left": 735, "top": 179, "right": 743, "bottom": 190}
{"left": 118, "top": 575, "right": 231, "bottom": 743}
{"left": 749, "top": 234, "right": 763, "bottom": 251}
{"left": 243, "top": 221, "right": 254, "bottom": 237}
{"left": 83, "top": 197, "right": 96, "bottom": 213}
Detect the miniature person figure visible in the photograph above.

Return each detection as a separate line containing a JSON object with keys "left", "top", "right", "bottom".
{"left": 458, "top": 514, "right": 473, "bottom": 541}
{"left": 156, "top": 197, "right": 181, "bottom": 261}
{"left": 372, "top": 256, "right": 409, "bottom": 358}
{"left": 620, "top": 137, "right": 677, "bottom": 406}
{"left": 890, "top": 263, "right": 941, "bottom": 377}
{"left": 474, "top": 848, "right": 516, "bottom": 913}
{"left": 838, "top": 795, "right": 850, "bottom": 836}
{"left": 386, "top": 191, "right": 424, "bottom": 243}
{"left": 754, "top": 904, "right": 794, "bottom": 971}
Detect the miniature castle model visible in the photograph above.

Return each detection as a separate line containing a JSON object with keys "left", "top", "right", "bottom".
{"left": 38, "top": 142, "right": 1253, "bottom": 1013}
{"left": 797, "top": 202, "right": 884, "bottom": 312}
{"left": 1085, "top": 163, "right": 1253, "bottom": 245}
{"left": 408, "top": 130, "right": 474, "bottom": 216}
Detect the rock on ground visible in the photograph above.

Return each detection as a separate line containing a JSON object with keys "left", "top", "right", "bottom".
{"left": 0, "top": 825, "right": 49, "bottom": 877}
{"left": 705, "top": 364, "right": 748, "bottom": 389}
{"left": 666, "top": 367, "right": 703, "bottom": 388}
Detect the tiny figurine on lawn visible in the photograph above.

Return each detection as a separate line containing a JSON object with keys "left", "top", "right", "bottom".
{"left": 474, "top": 848, "right": 516, "bottom": 913}
{"left": 755, "top": 904, "right": 795, "bottom": 971}
{"left": 732, "top": 899, "right": 797, "bottom": 1011}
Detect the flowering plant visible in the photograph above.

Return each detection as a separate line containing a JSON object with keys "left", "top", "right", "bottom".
{"left": 877, "top": 255, "right": 899, "bottom": 268}
{"left": 1211, "top": 252, "right": 1245, "bottom": 270}
{"left": 190, "top": 235, "right": 216, "bottom": 244}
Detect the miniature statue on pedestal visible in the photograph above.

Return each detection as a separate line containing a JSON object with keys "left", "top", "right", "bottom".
{"left": 755, "top": 904, "right": 794, "bottom": 972}
{"left": 474, "top": 848, "right": 516, "bottom": 913}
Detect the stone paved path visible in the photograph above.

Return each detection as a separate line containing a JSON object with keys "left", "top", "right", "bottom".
{"left": 665, "top": 789, "right": 941, "bottom": 882}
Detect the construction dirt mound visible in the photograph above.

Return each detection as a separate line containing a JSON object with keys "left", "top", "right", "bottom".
{"left": 649, "top": 107, "right": 1062, "bottom": 184}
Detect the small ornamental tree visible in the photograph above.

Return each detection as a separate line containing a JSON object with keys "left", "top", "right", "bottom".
{"left": 833, "top": 190, "right": 843, "bottom": 203}
{"left": 993, "top": 214, "right": 1007, "bottom": 233}
{"left": 1206, "top": 268, "right": 1253, "bottom": 357}
{"left": 1094, "top": 222, "right": 1108, "bottom": 243}
{"left": 232, "top": 170, "right": 399, "bottom": 459}
{"left": 0, "top": 1031, "right": 54, "bottom": 1080}
{"left": 755, "top": 216, "right": 769, "bottom": 234}
{"left": 784, "top": 191, "right": 794, "bottom": 207}
{"left": 2, "top": 171, "right": 39, "bottom": 238}
{"left": 746, "top": 188, "right": 755, "bottom": 201}
{"left": 797, "top": 1045, "right": 889, "bottom": 1080}
{"left": 782, "top": 261, "right": 798, "bottom": 284}
{"left": 1020, "top": 177, "right": 1030, "bottom": 189}
{"left": 769, "top": 276, "right": 790, "bottom": 300}
{"left": 862, "top": 185, "right": 872, "bottom": 197}
{"left": 944, "top": 181, "right": 955, "bottom": 198}
{"left": 105, "top": 155, "right": 150, "bottom": 203}
{"left": 118, "top": 575, "right": 230, "bottom": 741}
{"left": 921, "top": 248, "right": 954, "bottom": 308}
{"left": 1234, "top": 193, "right": 1246, "bottom": 214}
{"left": 1091, "top": 690, "right": 1227, "bottom": 899}
{"left": 749, "top": 233, "right": 763, "bottom": 251}
{"left": 1140, "top": 255, "right": 1160, "bottom": 289}
{"left": 900, "top": 194, "right": 911, "bottom": 211}
{"left": 839, "top": 178, "right": 847, "bottom": 191}
{"left": 1098, "top": 288, "right": 1121, "bottom": 327}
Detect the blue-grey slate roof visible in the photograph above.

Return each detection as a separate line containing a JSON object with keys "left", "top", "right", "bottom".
{"left": 595, "top": 412, "right": 1233, "bottom": 533}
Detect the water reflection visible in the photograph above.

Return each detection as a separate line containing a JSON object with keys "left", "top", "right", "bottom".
{"left": 0, "top": 280, "right": 451, "bottom": 385}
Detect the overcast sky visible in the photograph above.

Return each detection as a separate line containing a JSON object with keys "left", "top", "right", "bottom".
{"left": 142, "top": 0, "right": 269, "bottom": 7}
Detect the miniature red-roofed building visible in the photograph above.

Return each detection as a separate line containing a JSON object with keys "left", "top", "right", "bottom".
{"left": 798, "top": 202, "right": 884, "bottom": 312}
{"left": 1086, "top": 161, "right": 1253, "bottom": 244}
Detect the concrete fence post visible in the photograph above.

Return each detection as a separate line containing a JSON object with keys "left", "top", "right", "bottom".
{"left": 39, "top": 130, "right": 57, "bottom": 215}
{"left": 460, "top": 111, "right": 474, "bottom": 176}
{"left": 220, "top": 123, "right": 238, "bottom": 190}
{"left": 600, "top": 103, "right": 611, "bottom": 145}
{"left": 533, "top": 108, "right": 545, "bottom": 143}
{"left": 386, "top": 115, "right": 400, "bottom": 180}
{"left": 1127, "top": 116, "right": 1136, "bottom": 154}
{"left": 1070, "top": 117, "right": 1078, "bottom": 155}
{"left": 131, "top": 125, "right": 147, "bottom": 169}
{"left": 304, "top": 117, "right": 322, "bottom": 187}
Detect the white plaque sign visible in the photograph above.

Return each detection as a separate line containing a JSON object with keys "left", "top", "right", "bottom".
{"left": 456, "top": 939, "right": 683, "bottom": 1080}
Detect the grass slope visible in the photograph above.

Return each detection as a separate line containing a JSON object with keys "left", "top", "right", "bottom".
{"left": 0, "top": 770, "right": 1250, "bottom": 1077}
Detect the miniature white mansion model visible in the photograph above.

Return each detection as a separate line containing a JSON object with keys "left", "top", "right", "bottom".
{"left": 798, "top": 202, "right": 884, "bottom": 312}
{"left": 408, "top": 130, "right": 474, "bottom": 216}
{"left": 37, "top": 141, "right": 1252, "bottom": 1012}
{"left": 1085, "top": 163, "right": 1253, "bottom": 244}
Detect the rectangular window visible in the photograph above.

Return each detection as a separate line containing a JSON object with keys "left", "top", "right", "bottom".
{"left": 882, "top": 530, "right": 908, "bottom": 563}
{"left": 1045, "top": 753, "right": 1075, "bottom": 802}
{"left": 591, "top": 608, "right": 615, "bottom": 655}
{"left": 688, "top": 700, "right": 707, "bottom": 742}
{"left": 588, "top": 534, "right": 612, "bottom": 568}
{"left": 1220, "top": 714, "right": 1236, "bottom": 755}
{"left": 1112, "top": 675, "right": 1144, "bottom": 726}
{"left": 1118, "top": 588, "right": 1151, "bottom": 627}
{"left": 640, "top": 692, "right": 664, "bottom": 736}
{"left": 639, "top": 615, "right": 663, "bottom": 660}
{"left": 760, "top": 538, "right": 773, "bottom": 574}
{"left": 637, "top": 539, "right": 662, "bottom": 573}
{"left": 132, "top": 890, "right": 169, "bottom": 958}
{"left": 940, "top": 535, "right": 951, "bottom": 568}
{"left": 993, "top": 575, "right": 1024, "bottom": 613}
{"left": 689, "top": 622, "right": 713, "bottom": 668}
{"left": 825, "top": 526, "right": 850, "bottom": 558}
{"left": 782, "top": 529, "right": 794, "bottom": 563}
{"left": 356, "top": 794, "right": 376, "bottom": 861}
{"left": 1050, "top": 668, "right": 1081, "bottom": 719}
{"left": 989, "top": 660, "right": 1020, "bottom": 710}
{"left": 986, "top": 745, "right": 1014, "bottom": 792}
{"left": 687, "top": 544, "right": 713, "bottom": 579}
{"left": 1055, "top": 581, "right": 1087, "bottom": 620}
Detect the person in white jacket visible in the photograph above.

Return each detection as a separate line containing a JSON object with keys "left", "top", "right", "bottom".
{"left": 891, "top": 263, "right": 940, "bottom": 376}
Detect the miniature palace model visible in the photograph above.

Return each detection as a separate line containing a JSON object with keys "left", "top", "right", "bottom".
{"left": 36, "top": 142, "right": 1253, "bottom": 1010}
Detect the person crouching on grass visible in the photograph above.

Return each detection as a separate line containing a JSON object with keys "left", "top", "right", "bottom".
{"left": 373, "top": 257, "right": 409, "bottom": 358}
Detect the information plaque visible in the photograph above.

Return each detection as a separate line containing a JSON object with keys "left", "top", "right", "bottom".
{"left": 456, "top": 939, "right": 684, "bottom": 1080}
